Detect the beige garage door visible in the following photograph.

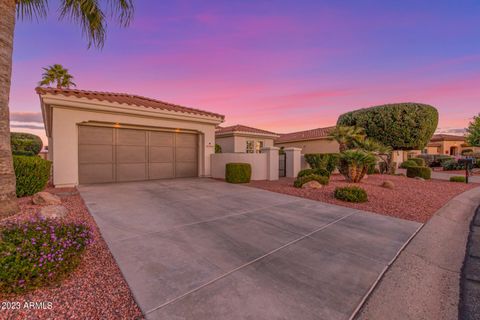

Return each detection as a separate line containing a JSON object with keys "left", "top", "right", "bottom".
{"left": 78, "top": 126, "right": 198, "bottom": 184}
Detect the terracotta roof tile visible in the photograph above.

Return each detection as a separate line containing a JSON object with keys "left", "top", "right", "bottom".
{"left": 430, "top": 134, "right": 465, "bottom": 142}
{"left": 36, "top": 87, "right": 225, "bottom": 120}
{"left": 216, "top": 125, "right": 278, "bottom": 136}
{"left": 275, "top": 126, "right": 335, "bottom": 143}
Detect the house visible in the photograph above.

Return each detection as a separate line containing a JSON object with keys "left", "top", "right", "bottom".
{"left": 215, "top": 125, "right": 279, "bottom": 153}
{"left": 37, "top": 87, "right": 224, "bottom": 187}
{"left": 274, "top": 126, "right": 338, "bottom": 154}
{"left": 422, "top": 134, "right": 477, "bottom": 155}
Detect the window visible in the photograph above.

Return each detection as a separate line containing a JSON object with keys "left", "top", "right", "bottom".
{"left": 255, "top": 141, "right": 264, "bottom": 153}
{"left": 246, "top": 140, "right": 254, "bottom": 153}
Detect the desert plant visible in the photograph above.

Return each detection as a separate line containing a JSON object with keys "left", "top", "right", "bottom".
{"left": 10, "top": 132, "right": 43, "bottom": 156}
{"left": 303, "top": 153, "right": 339, "bottom": 174}
{"left": 400, "top": 160, "right": 417, "bottom": 169}
{"left": 450, "top": 176, "right": 466, "bottom": 183}
{"left": 329, "top": 126, "right": 366, "bottom": 152}
{"left": 293, "top": 174, "right": 329, "bottom": 188}
{"left": 215, "top": 144, "right": 222, "bottom": 153}
{"left": 225, "top": 163, "right": 251, "bottom": 183}
{"left": 297, "top": 168, "right": 330, "bottom": 178}
{"left": 409, "top": 157, "right": 426, "bottom": 167}
{"left": 406, "top": 166, "right": 432, "bottom": 179}
{"left": 337, "top": 103, "right": 438, "bottom": 150}
{"left": 334, "top": 186, "right": 368, "bottom": 203}
{"left": 0, "top": 219, "right": 93, "bottom": 294}
{"left": 38, "top": 64, "right": 76, "bottom": 89}
{"left": 337, "top": 150, "right": 376, "bottom": 182}
{"left": 13, "top": 156, "right": 51, "bottom": 197}
{"left": 356, "top": 137, "right": 393, "bottom": 174}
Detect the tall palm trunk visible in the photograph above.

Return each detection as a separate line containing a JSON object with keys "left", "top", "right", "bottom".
{"left": 0, "top": 0, "right": 19, "bottom": 217}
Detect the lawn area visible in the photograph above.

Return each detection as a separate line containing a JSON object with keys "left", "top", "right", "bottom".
{"left": 247, "top": 174, "right": 479, "bottom": 223}
{"left": 0, "top": 188, "right": 142, "bottom": 319}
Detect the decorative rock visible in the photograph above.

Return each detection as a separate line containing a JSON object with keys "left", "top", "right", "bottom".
{"left": 414, "top": 177, "right": 425, "bottom": 181}
{"left": 301, "top": 181, "right": 323, "bottom": 189}
{"left": 40, "top": 205, "right": 68, "bottom": 219}
{"left": 381, "top": 180, "right": 395, "bottom": 189}
{"left": 32, "top": 192, "right": 61, "bottom": 205}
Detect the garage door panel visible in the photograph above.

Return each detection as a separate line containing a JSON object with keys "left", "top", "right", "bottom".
{"left": 116, "top": 146, "right": 147, "bottom": 163}
{"left": 79, "top": 164, "right": 114, "bottom": 184}
{"left": 149, "top": 163, "right": 174, "bottom": 179}
{"left": 176, "top": 147, "right": 197, "bottom": 162}
{"left": 79, "top": 126, "right": 113, "bottom": 145}
{"left": 176, "top": 133, "right": 197, "bottom": 147}
{"left": 116, "top": 163, "right": 147, "bottom": 182}
{"left": 150, "top": 146, "right": 174, "bottom": 163}
{"left": 79, "top": 145, "right": 113, "bottom": 164}
{"left": 149, "top": 132, "right": 174, "bottom": 146}
{"left": 176, "top": 162, "right": 197, "bottom": 178}
{"left": 117, "top": 129, "right": 146, "bottom": 145}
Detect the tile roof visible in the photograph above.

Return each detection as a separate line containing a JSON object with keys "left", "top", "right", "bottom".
{"left": 215, "top": 124, "right": 278, "bottom": 136}
{"left": 430, "top": 134, "right": 465, "bottom": 142}
{"left": 275, "top": 126, "right": 336, "bottom": 143}
{"left": 36, "top": 87, "right": 225, "bottom": 120}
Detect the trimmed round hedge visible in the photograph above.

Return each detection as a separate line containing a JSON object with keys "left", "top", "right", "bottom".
{"left": 400, "top": 160, "right": 417, "bottom": 169}
{"left": 334, "top": 186, "right": 368, "bottom": 203}
{"left": 450, "top": 176, "right": 466, "bottom": 183}
{"left": 337, "top": 103, "right": 438, "bottom": 150}
{"left": 13, "top": 156, "right": 51, "bottom": 197}
{"left": 293, "top": 174, "right": 329, "bottom": 188}
{"left": 11, "top": 132, "right": 43, "bottom": 156}
{"left": 225, "top": 163, "right": 251, "bottom": 183}
{"left": 406, "top": 166, "right": 431, "bottom": 180}
{"left": 409, "top": 157, "right": 426, "bottom": 167}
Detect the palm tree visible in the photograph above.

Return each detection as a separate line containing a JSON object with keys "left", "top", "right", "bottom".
{"left": 337, "top": 149, "right": 376, "bottom": 183}
{"left": 357, "top": 137, "right": 393, "bottom": 174}
{"left": 0, "top": 0, "right": 134, "bottom": 217}
{"left": 39, "top": 64, "right": 76, "bottom": 88}
{"left": 330, "top": 125, "right": 366, "bottom": 152}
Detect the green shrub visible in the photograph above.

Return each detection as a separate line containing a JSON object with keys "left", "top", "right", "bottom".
{"left": 334, "top": 186, "right": 368, "bottom": 203}
{"left": 367, "top": 163, "right": 376, "bottom": 175}
{"left": 0, "top": 219, "right": 93, "bottom": 294}
{"left": 225, "top": 163, "right": 251, "bottom": 183}
{"left": 297, "top": 168, "right": 330, "bottom": 178}
{"left": 304, "top": 153, "right": 339, "bottom": 174}
{"left": 400, "top": 160, "right": 417, "bottom": 169}
{"left": 293, "top": 174, "right": 329, "bottom": 188}
{"left": 337, "top": 103, "right": 438, "bottom": 150}
{"left": 13, "top": 156, "right": 51, "bottom": 197}
{"left": 461, "top": 149, "right": 473, "bottom": 155}
{"left": 409, "top": 157, "right": 425, "bottom": 167}
{"left": 215, "top": 144, "right": 222, "bottom": 153}
{"left": 11, "top": 132, "right": 43, "bottom": 156}
{"left": 450, "top": 176, "right": 466, "bottom": 183}
{"left": 442, "top": 159, "right": 465, "bottom": 171}
{"left": 406, "top": 166, "right": 431, "bottom": 179}
{"left": 337, "top": 150, "right": 376, "bottom": 182}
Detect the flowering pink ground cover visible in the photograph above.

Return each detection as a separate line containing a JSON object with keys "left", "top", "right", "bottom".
{"left": 0, "top": 188, "right": 143, "bottom": 320}
{"left": 247, "top": 174, "right": 479, "bottom": 223}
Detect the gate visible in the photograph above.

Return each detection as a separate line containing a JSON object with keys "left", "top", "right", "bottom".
{"left": 279, "top": 153, "right": 286, "bottom": 177}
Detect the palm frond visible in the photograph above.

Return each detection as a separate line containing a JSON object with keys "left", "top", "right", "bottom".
{"left": 16, "top": 0, "right": 48, "bottom": 21}
{"left": 106, "top": 0, "right": 134, "bottom": 27}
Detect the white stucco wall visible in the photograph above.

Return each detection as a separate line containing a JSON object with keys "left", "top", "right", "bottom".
{"left": 51, "top": 107, "right": 217, "bottom": 187}
{"left": 210, "top": 153, "right": 268, "bottom": 180}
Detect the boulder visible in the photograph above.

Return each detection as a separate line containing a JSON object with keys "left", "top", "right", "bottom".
{"left": 301, "top": 181, "right": 323, "bottom": 189}
{"left": 381, "top": 180, "right": 395, "bottom": 189}
{"left": 40, "top": 205, "right": 68, "bottom": 219}
{"left": 32, "top": 192, "right": 61, "bottom": 205}
{"left": 414, "top": 177, "right": 425, "bottom": 181}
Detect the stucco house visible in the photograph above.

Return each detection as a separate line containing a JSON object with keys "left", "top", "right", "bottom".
{"left": 423, "top": 134, "right": 478, "bottom": 155}
{"left": 274, "top": 126, "right": 339, "bottom": 154}
{"left": 215, "top": 125, "right": 279, "bottom": 153}
{"left": 38, "top": 87, "right": 224, "bottom": 187}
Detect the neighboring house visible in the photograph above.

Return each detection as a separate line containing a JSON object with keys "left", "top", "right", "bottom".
{"left": 422, "top": 134, "right": 479, "bottom": 155}
{"left": 37, "top": 87, "right": 224, "bottom": 187}
{"left": 215, "top": 125, "right": 279, "bottom": 153}
{"left": 274, "top": 126, "right": 338, "bottom": 154}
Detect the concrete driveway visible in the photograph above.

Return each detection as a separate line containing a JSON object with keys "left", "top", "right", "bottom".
{"left": 79, "top": 178, "right": 421, "bottom": 320}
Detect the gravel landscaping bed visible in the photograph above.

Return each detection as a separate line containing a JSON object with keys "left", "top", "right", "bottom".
{"left": 0, "top": 188, "right": 143, "bottom": 320}
{"left": 247, "top": 174, "right": 479, "bottom": 223}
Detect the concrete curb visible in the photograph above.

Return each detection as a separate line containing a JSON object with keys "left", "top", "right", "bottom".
{"left": 355, "top": 186, "right": 480, "bottom": 320}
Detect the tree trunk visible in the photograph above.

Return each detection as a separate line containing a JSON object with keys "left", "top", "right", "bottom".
{"left": 0, "top": 0, "right": 19, "bottom": 217}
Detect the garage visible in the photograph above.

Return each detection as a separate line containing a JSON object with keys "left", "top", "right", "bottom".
{"left": 78, "top": 126, "right": 198, "bottom": 184}
{"left": 38, "top": 87, "right": 224, "bottom": 187}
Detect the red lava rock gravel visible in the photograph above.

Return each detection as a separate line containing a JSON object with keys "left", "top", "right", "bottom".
{"left": 247, "top": 174, "right": 479, "bottom": 223}
{"left": 0, "top": 188, "right": 143, "bottom": 320}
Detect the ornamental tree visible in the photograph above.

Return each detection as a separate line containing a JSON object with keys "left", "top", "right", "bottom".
{"left": 466, "top": 113, "right": 480, "bottom": 147}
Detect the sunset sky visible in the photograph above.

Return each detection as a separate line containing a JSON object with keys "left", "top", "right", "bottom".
{"left": 9, "top": 0, "right": 480, "bottom": 144}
